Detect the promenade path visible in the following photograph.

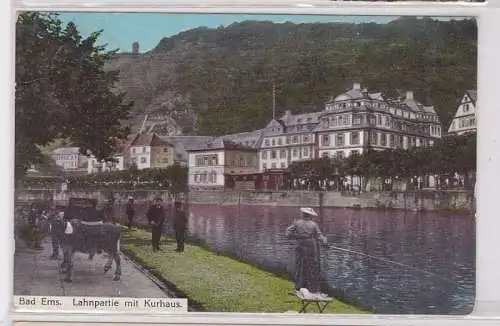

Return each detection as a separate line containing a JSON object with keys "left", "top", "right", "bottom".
{"left": 14, "top": 237, "right": 170, "bottom": 298}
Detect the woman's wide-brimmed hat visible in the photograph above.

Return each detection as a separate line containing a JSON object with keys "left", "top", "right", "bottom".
{"left": 299, "top": 207, "right": 318, "bottom": 217}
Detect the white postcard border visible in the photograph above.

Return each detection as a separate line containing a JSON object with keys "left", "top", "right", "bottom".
{"left": 3, "top": 1, "right": 500, "bottom": 325}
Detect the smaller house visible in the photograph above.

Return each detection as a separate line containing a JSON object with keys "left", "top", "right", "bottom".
{"left": 447, "top": 90, "right": 477, "bottom": 136}
{"left": 87, "top": 135, "right": 138, "bottom": 173}
{"left": 129, "top": 133, "right": 175, "bottom": 170}
{"left": 51, "top": 147, "right": 88, "bottom": 174}
{"left": 186, "top": 138, "right": 260, "bottom": 190}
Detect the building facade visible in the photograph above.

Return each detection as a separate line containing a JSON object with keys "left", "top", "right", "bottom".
{"left": 259, "top": 111, "right": 320, "bottom": 171}
{"left": 316, "top": 83, "right": 442, "bottom": 158}
{"left": 129, "top": 133, "right": 175, "bottom": 170}
{"left": 51, "top": 147, "right": 88, "bottom": 174}
{"left": 187, "top": 139, "right": 259, "bottom": 189}
{"left": 447, "top": 90, "right": 477, "bottom": 136}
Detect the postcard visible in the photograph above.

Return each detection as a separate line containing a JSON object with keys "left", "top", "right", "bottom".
{"left": 14, "top": 12, "right": 476, "bottom": 315}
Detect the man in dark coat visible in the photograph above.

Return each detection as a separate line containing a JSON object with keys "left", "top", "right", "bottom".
{"left": 50, "top": 211, "right": 65, "bottom": 260}
{"left": 173, "top": 201, "right": 188, "bottom": 252}
{"left": 147, "top": 197, "right": 166, "bottom": 251}
{"left": 103, "top": 199, "right": 115, "bottom": 224}
{"left": 126, "top": 196, "right": 135, "bottom": 229}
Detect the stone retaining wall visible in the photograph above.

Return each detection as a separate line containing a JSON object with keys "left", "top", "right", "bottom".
{"left": 16, "top": 188, "right": 475, "bottom": 213}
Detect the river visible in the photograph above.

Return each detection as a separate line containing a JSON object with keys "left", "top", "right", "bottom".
{"left": 184, "top": 204, "right": 475, "bottom": 315}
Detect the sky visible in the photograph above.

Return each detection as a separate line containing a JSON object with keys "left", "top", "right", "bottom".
{"left": 57, "top": 13, "right": 463, "bottom": 53}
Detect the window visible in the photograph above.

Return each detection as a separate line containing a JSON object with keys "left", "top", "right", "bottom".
{"left": 292, "top": 148, "right": 298, "bottom": 157}
{"left": 322, "top": 152, "right": 329, "bottom": 158}
{"left": 132, "top": 148, "right": 136, "bottom": 154}
{"left": 377, "top": 115, "right": 382, "bottom": 125}
{"left": 265, "top": 139, "right": 270, "bottom": 146}
{"left": 303, "top": 147, "right": 309, "bottom": 157}
{"left": 278, "top": 138, "right": 283, "bottom": 145}
{"left": 280, "top": 150, "right": 286, "bottom": 159}
{"left": 142, "top": 147, "right": 146, "bottom": 153}
{"left": 271, "top": 163, "right": 277, "bottom": 169}
{"left": 164, "top": 147, "right": 168, "bottom": 152}
{"left": 390, "top": 134, "right": 395, "bottom": 147}
{"left": 292, "top": 136, "right": 298, "bottom": 144}
{"left": 239, "top": 157, "right": 245, "bottom": 167}
{"left": 336, "top": 151, "right": 345, "bottom": 159}
{"left": 203, "top": 157, "right": 208, "bottom": 165}
{"left": 261, "top": 151, "right": 267, "bottom": 159}
{"left": 202, "top": 172, "right": 208, "bottom": 183}
{"left": 271, "top": 150, "right": 277, "bottom": 159}
{"left": 272, "top": 139, "right": 276, "bottom": 146}
{"left": 303, "top": 135, "right": 309, "bottom": 142}
{"left": 280, "top": 163, "right": 286, "bottom": 168}
{"left": 336, "top": 134, "right": 344, "bottom": 146}
{"left": 381, "top": 133, "right": 387, "bottom": 146}
{"left": 286, "top": 137, "right": 291, "bottom": 144}
{"left": 331, "top": 117, "right": 337, "bottom": 126}
{"left": 140, "top": 157, "right": 147, "bottom": 164}
{"left": 209, "top": 171, "right": 217, "bottom": 183}
{"left": 194, "top": 174, "right": 199, "bottom": 183}
{"left": 350, "top": 150, "right": 359, "bottom": 156}
{"left": 343, "top": 115, "right": 350, "bottom": 125}
{"left": 337, "top": 116, "right": 342, "bottom": 125}
{"left": 262, "top": 163, "right": 267, "bottom": 170}
{"left": 322, "top": 135, "right": 330, "bottom": 146}
{"left": 464, "top": 104, "right": 470, "bottom": 112}
{"left": 350, "top": 132, "right": 360, "bottom": 145}
{"left": 353, "top": 114, "right": 361, "bottom": 125}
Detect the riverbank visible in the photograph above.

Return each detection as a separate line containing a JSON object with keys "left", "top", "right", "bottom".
{"left": 16, "top": 188, "right": 475, "bottom": 213}
{"left": 120, "top": 226, "right": 364, "bottom": 313}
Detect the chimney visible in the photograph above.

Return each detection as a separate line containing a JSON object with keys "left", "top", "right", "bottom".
{"left": 405, "top": 91, "right": 414, "bottom": 100}
{"left": 353, "top": 83, "right": 361, "bottom": 91}
{"left": 132, "top": 42, "right": 140, "bottom": 55}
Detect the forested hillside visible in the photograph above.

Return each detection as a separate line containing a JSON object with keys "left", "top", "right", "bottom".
{"left": 110, "top": 17, "right": 477, "bottom": 136}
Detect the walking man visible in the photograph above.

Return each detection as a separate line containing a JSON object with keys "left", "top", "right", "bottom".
{"left": 173, "top": 201, "right": 188, "bottom": 252}
{"left": 50, "top": 211, "right": 65, "bottom": 260}
{"left": 126, "top": 196, "right": 135, "bottom": 229}
{"left": 147, "top": 197, "right": 166, "bottom": 251}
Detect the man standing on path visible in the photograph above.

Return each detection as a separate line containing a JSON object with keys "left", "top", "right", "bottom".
{"left": 173, "top": 201, "right": 188, "bottom": 252}
{"left": 147, "top": 197, "right": 166, "bottom": 251}
{"left": 126, "top": 196, "right": 135, "bottom": 229}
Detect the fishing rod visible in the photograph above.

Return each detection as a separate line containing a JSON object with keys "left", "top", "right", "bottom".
{"left": 325, "top": 243, "right": 458, "bottom": 285}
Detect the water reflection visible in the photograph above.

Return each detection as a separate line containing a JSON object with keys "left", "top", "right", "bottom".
{"left": 187, "top": 205, "right": 475, "bottom": 315}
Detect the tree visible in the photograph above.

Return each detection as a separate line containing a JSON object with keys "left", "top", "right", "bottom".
{"left": 15, "top": 12, "right": 132, "bottom": 179}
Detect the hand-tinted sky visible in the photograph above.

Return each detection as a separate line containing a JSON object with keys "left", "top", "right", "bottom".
{"left": 57, "top": 13, "right": 462, "bottom": 53}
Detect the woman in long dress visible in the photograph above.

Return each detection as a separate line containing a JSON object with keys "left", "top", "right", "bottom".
{"left": 286, "top": 207, "right": 327, "bottom": 293}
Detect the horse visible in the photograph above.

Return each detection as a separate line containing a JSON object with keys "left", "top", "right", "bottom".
{"left": 38, "top": 208, "right": 122, "bottom": 283}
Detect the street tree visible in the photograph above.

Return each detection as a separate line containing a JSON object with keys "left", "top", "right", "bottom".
{"left": 15, "top": 12, "right": 133, "bottom": 179}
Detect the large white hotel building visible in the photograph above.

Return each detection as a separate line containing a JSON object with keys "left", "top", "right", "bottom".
{"left": 258, "top": 83, "right": 443, "bottom": 171}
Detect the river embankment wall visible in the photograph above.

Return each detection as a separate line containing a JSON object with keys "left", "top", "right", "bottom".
{"left": 16, "top": 188, "right": 475, "bottom": 213}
